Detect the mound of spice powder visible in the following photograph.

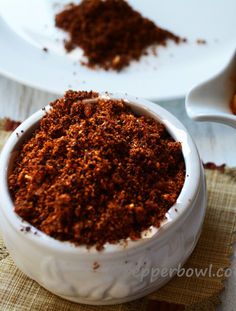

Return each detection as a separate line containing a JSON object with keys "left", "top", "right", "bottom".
{"left": 9, "top": 91, "right": 185, "bottom": 250}
{"left": 55, "top": 0, "right": 182, "bottom": 70}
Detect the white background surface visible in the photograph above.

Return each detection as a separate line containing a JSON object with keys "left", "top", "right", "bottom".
{"left": 0, "top": 0, "right": 236, "bottom": 100}
{"left": 0, "top": 74, "right": 235, "bottom": 310}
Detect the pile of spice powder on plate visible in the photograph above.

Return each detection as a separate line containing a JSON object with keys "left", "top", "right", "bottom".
{"left": 55, "top": 0, "right": 183, "bottom": 71}
{"left": 9, "top": 91, "right": 185, "bottom": 250}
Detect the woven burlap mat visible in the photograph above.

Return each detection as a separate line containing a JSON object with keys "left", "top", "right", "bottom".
{"left": 0, "top": 120, "right": 235, "bottom": 311}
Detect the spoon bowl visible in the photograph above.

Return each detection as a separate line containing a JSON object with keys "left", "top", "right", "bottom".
{"left": 186, "top": 49, "right": 236, "bottom": 128}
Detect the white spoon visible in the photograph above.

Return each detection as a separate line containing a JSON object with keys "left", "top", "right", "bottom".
{"left": 186, "top": 49, "right": 236, "bottom": 128}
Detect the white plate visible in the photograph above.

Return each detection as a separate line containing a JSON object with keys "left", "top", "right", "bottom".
{"left": 0, "top": 0, "right": 236, "bottom": 101}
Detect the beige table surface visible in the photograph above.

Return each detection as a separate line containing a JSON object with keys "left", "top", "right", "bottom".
{"left": 0, "top": 74, "right": 235, "bottom": 310}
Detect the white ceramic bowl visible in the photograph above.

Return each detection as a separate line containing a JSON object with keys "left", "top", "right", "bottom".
{"left": 0, "top": 93, "right": 206, "bottom": 305}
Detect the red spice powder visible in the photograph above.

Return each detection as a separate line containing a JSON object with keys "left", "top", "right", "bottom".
{"left": 231, "top": 93, "right": 236, "bottom": 115}
{"left": 196, "top": 39, "right": 207, "bottom": 45}
{"left": 55, "top": 0, "right": 183, "bottom": 71}
{"left": 9, "top": 91, "right": 185, "bottom": 250}
{"left": 3, "top": 118, "right": 21, "bottom": 132}
{"left": 203, "top": 162, "right": 225, "bottom": 172}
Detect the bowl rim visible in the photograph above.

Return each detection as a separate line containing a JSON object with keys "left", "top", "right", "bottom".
{"left": 0, "top": 92, "right": 201, "bottom": 255}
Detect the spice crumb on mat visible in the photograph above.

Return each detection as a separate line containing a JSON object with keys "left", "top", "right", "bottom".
{"left": 3, "top": 118, "right": 21, "bottom": 132}
{"left": 55, "top": 0, "right": 184, "bottom": 71}
{"left": 203, "top": 162, "right": 225, "bottom": 172}
{"left": 9, "top": 91, "right": 185, "bottom": 250}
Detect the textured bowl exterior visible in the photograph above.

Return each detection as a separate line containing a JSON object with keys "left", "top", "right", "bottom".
{"left": 0, "top": 94, "right": 206, "bottom": 305}
{"left": 0, "top": 169, "right": 205, "bottom": 305}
